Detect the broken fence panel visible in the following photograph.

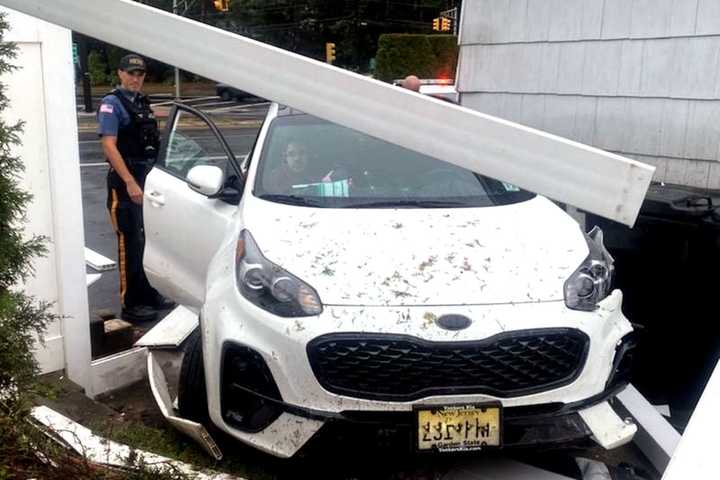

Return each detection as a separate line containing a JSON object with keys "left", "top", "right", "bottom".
{"left": 616, "top": 385, "right": 681, "bottom": 474}
{"left": 0, "top": 0, "right": 653, "bottom": 226}
{"left": 31, "top": 405, "right": 240, "bottom": 479}
{"left": 662, "top": 360, "right": 720, "bottom": 479}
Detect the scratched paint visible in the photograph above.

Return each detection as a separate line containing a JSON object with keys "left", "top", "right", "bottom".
{"left": 246, "top": 195, "right": 587, "bottom": 306}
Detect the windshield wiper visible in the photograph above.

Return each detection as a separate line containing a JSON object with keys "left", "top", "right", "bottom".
{"left": 258, "top": 194, "right": 322, "bottom": 207}
{"left": 348, "top": 199, "right": 470, "bottom": 208}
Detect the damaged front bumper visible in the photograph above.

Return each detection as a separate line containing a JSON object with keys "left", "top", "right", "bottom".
{"left": 147, "top": 344, "right": 636, "bottom": 459}
{"left": 142, "top": 289, "right": 638, "bottom": 458}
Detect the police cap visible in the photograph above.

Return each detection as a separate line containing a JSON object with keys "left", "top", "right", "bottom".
{"left": 119, "top": 54, "right": 146, "bottom": 73}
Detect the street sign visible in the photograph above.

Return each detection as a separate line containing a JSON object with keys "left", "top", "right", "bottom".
{"left": 0, "top": 0, "right": 654, "bottom": 226}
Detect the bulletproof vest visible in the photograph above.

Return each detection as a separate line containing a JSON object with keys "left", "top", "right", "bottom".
{"left": 109, "top": 89, "right": 160, "bottom": 168}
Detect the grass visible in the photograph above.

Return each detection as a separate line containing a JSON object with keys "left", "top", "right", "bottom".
{"left": 88, "top": 418, "right": 281, "bottom": 480}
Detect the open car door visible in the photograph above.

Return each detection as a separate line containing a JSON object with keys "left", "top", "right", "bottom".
{"left": 143, "top": 104, "right": 245, "bottom": 310}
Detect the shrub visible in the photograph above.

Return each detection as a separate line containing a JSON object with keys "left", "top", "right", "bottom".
{"left": 88, "top": 50, "right": 109, "bottom": 86}
{"left": 374, "top": 33, "right": 458, "bottom": 82}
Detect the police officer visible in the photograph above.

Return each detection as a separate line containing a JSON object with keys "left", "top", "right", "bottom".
{"left": 97, "top": 54, "right": 173, "bottom": 322}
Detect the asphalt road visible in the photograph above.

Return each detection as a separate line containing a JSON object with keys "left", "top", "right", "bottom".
{"left": 81, "top": 100, "right": 267, "bottom": 357}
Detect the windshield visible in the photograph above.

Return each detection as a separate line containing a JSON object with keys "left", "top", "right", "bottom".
{"left": 253, "top": 114, "right": 535, "bottom": 208}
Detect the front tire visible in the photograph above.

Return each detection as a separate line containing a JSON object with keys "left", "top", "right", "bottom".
{"left": 178, "top": 328, "right": 209, "bottom": 422}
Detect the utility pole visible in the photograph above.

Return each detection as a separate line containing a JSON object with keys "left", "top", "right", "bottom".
{"left": 173, "top": 0, "right": 181, "bottom": 99}
{"left": 76, "top": 34, "right": 93, "bottom": 112}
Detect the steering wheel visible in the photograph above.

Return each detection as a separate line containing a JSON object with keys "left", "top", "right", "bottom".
{"left": 418, "top": 168, "right": 482, "bottom": 196}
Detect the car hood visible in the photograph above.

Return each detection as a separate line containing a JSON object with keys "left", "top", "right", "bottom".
{"left": 244, "top": 196, "right": 588, "bottom": 306}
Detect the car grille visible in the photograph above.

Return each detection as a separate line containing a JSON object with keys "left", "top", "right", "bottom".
{"left": 307, "top": 329, "right": 589, "bottom": 401}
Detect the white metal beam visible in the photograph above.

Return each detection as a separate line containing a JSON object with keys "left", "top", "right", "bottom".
{"left": 0, "top": 0, "right": 653, "bottom": 226}
{"left": 617, "top": 385, "right": 681, "bottom": 473}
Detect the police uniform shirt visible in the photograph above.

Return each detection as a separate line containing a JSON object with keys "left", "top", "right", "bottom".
{"left": 97, "top": 89, "right": 139, "bottom": 137}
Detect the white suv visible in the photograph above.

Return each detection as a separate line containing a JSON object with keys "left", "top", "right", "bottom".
{"left": 142, "top": 103, "right": 637, "bottom": 458}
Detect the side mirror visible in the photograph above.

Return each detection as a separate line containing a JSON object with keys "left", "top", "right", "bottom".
{"left": 187, "top": 165, "right": 225, "bottom": 197}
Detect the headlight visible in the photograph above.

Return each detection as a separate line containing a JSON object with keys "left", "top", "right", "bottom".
{"left": 564, "top": 226, "right": 615, "bottom": 311}
{"left": 236, "top": 230, "right": 322, "bottom": 317}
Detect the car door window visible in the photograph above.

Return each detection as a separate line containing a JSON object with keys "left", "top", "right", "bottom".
{"left": 160, "top": 109, "right": 231, "bottom": 179}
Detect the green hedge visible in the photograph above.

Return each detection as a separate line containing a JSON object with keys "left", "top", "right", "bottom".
{"left": 375, "top": 34, "right": 458, "bottom": 82}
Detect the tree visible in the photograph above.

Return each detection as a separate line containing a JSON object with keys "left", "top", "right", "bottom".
{"left": 0, "top": 10, "right": 56, "bottom": 417}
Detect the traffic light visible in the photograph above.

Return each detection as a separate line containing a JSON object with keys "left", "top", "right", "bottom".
{"left": 432, "top": 17, "right": 440, "bottom": 31}
{"left": 213, "top": 0, "right": 229, "bottom": 12}
{"left": 440, "top": 17, "right": 451, "bottom": 32}
{"left": 325, "top": 42, "right": 336, "bottom": 64}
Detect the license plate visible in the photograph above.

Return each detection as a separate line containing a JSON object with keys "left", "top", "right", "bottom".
{"left": 416, "top": 404, "right": 502, "bottom": 452}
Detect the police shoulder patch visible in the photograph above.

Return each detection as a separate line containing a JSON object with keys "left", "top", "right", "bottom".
{"left": 100, "top": 103, "right": 114, "bottom": 114}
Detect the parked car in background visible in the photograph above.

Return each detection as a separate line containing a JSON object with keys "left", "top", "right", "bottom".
{"left": 141, "top": 102, "right": 637, "bottom": 458}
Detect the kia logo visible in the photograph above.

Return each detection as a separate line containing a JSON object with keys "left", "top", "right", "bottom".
{"left": 436, "top": 314, "right": 472, "bottom": 331}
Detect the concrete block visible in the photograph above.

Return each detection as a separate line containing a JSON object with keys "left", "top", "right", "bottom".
{"left": 573, "top": 96, "right": 598, "bottom": 145}
{"left": 594, "top": 97, "right": 630, "bottom": 151}
{"left": 630, "top": 0, "right": 672, "bottom": 38}
{"left": 526, "top": 0, "right": 551, "bottom": 41}
{"left": 617, "top": 40, "right": 644, "bottom": 96}
{"left": 639, "top": 39, "right": 675, "bottom": 97}
{"left": 682, "top": 160, "right": 711, "bottom": 188}
{"left": 556, "top": 42, "right": 586, "bottom": 94}
{"left": 684, "top": 101, "right": 720, "bottom": 161}
{"left": 582, "top": 40, "right": 622, "bottom": 95}
{"left": 601, "top": 0, "right": 633, "bottom": 39}
{"left": 627, "top": 98, "right": 664, "bottom": 156}
{"left": 696, "top": 0, "right": 720, "bottom": 35}
{"left": 659, "top": 99, "right": 690, "bottom": 159}
{"left": 669, "top": 0, "right": 699, "bottom": 36}
{"left": 548, "top": 0, "right": 582, "bottom": 41}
